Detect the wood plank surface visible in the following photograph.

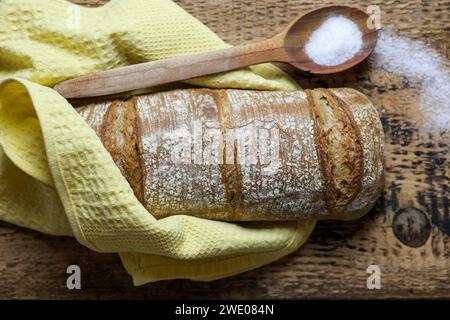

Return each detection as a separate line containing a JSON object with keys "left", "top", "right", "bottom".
{"left": 0, "top": 0, "right": 448, "bottom": 299}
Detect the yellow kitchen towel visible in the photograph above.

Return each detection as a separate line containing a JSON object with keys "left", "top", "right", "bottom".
{"left": 0, "top": 0, "right": 315, "bottom": 285}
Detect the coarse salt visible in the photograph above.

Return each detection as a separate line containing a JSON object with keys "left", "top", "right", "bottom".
{"left": 305, "top": 15, "right": 363, "bottom": 66}
{"left": 369, "top": 31, "right": 450, "bottom": 133}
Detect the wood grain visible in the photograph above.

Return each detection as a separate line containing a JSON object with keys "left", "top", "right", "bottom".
{"left": 54, "top": 38, "right": 284, "bottom": 98}
{"left": 0, "top": 0, "right": 448, "bottom": 299}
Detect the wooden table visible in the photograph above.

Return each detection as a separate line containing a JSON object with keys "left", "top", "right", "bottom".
{"left": 0, "top": 0, "right": 448, "bottom": 299}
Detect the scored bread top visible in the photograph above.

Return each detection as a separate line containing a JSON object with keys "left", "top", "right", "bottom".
{"left": 77, "top": 88, "right": 384, "bottom": 221}
{"left": 329, "top": 88, "right": 385, "bottom": 220}
{"left": 307, "top": 89, "right": 364, "bottom": 216}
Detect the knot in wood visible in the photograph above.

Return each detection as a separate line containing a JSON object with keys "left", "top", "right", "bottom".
{"left": 393, "top": 207, "right": 431, "bottom": 247}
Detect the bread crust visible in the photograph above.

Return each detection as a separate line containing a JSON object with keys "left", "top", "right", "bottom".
{"left": 307, "top": 89, "right": 364, "bottom": 216}
{"left": 76, "top": 88, "right": 384, "bottom": 221}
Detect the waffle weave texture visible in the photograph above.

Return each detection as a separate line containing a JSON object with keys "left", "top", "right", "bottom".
{"left": 0, "top": 0, "right": 315, "bottom": 285}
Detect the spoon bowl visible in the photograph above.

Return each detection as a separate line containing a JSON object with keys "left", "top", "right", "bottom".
{"left": 55, "top": 6, "right": 379, "bottom": 99}
{"left": 282, "top": 6, "right": 378, "bottom": 74}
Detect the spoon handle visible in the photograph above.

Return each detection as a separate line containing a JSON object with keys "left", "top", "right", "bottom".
{"left": 54, "top": 39, "right": 282, "bottom": 99}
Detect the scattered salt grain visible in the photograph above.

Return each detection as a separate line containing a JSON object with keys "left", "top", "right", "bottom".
{"left": 305, "top": 15, "right": 363, "bottom": 66}
{"left": 369, "top": 31, "right": 450, "bottom": 133}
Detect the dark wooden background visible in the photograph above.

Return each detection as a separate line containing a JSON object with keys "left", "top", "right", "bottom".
{"left": 0, "top": 0, "right": 448, "bottom": 299}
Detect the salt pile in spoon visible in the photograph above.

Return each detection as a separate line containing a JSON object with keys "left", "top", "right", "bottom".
{"left": 305, "top": 15, "right": 363, "bottom": 66}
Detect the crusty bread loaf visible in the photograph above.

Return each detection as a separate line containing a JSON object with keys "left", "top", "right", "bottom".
{"left": 76, "top": 88, "right": 384, "bottom": 221}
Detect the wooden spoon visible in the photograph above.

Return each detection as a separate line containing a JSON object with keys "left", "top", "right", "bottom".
{"left": 54, "top": 6, "right": 378, "bottom": 99}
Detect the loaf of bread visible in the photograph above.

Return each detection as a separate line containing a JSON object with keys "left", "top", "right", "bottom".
{"left": 75, "top": 88, "right": 384, "bottom": 221}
